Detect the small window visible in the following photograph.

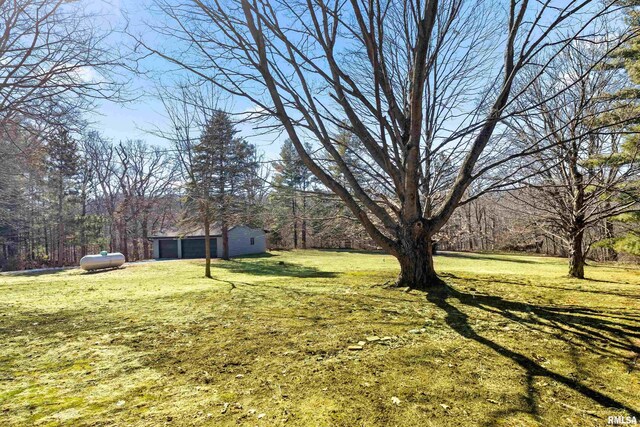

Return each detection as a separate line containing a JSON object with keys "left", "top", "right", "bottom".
{"left": 250, "top": 237, "right": 255, "bottom": 245}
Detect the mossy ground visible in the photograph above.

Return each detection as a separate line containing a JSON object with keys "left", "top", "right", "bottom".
{"left": 0, "top": 250, "right": 638, "bottom": 426}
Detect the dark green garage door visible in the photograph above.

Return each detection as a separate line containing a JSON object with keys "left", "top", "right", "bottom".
{"left": 181, "top": 238, "right": 217, "bottom": 259}
{"left": 159, "top": 239, "right": 178, "bottom": 258}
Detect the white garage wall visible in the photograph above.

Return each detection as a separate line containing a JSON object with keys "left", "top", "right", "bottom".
{"left": 227, "top": 226, "right": 267, "bottom": 257}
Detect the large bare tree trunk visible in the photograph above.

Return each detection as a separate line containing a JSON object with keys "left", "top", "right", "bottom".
{"left": 395, "top": 227, "right": 444, "bottom": 290}
{"left": 568, "top": 228, "right": 585, "bottom": 279}
{"left": 568, "top": 140, "right": 586, "bottom": 279}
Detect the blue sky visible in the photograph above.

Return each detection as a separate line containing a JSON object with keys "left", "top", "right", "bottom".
{"left": 85, "top": 0, "right": 285, "bottom": 160}
{"left": 85, "top": 0, "right": 608, "bottom": 163}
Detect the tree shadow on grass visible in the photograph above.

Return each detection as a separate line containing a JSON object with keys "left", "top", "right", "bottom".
{"left": 214, "top": 259, "right": 337, "bottom": 278}
{"left": 313, "top": 248, "right": 387, "bottom": 255}
{"left": 426, "top": 286, "right": 640, "bottom": 423}
{"left": 0, "top": 267, "right": 78, "bottom": 278}
{"left": 444, "top": 272, "right": 640, "bottom": 301}
{"left": 582, "top": 276, "right": 638, "bottom": 286}
{"left": 232, "top": 252, "right": 278, "bottom": 259}
{"left": 81, "top": 267, "right": 125, "bottom": 275}
{"left": 438, "top": 252, "right": 543, "bottom": 264}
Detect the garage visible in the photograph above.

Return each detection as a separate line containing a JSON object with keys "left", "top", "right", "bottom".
{"left": 151, "top": 225, "right": 267, "bottom": 259}
{"left": 181, "top": 238, "right": 217, "bottom": 259}
{"left": 158, "top": 239, "right": 178, "bottom": 258}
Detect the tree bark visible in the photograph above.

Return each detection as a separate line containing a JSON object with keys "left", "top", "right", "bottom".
{"left": 44, "top": 225, "right": 49, "bottom": 258}
{"left": 142, "top": 214, "right": 150, "bottom": 260}
{"left": 221, "top": 221, "right": 229, "bottom": 260}
{"left": 204, "top": 213, "right": 212, "bottom": 278}
{"left": 568, "top": 228, "right": 585, "bottom": 279}
{"left": 57, "top": 184, "right": 64, "bottom": 266}
{"left": 80, "top": 194, "right": 87, "bottom": 257}
{"left": 395, "top": 226, "right": 445, "bottom": 291}
{"left": 58, "top": 222, "right": 65, "bottom": 267}
{"left": 604, "top": 219, "right": 617, "bottom": 261}
{"left": 119, "top": 218, "right": 129, "bottom": 260}
{"left": 301, "top": 192, "right": 307, "bottom": 249}
{"left": 132, "top": 234, "right": 141, "bottom": 261}
{"left": 292, "top": 194, "right": 298, "bottom": 249}
{"left": 302, "top": 218, "right": 307, "bottom": 249}
{"left": 568, "top": 137, "right": 586, "bottom": 279}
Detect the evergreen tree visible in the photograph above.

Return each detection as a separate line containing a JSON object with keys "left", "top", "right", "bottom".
{"left": 272, "top": 139, "right": 313, "bottom": 248}
{"left": 186, "top": 110, "right": 259, "bottom": 277}
{"left": 599, "top": 3, "right": 640, "bottom": 256}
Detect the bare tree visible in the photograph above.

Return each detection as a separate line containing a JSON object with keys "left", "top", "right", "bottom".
{"left": 84, "top": 132, "right": 122, "bottom": 252}
{"left": 114, "top": 140, "right": 177, "bottom": 260}
{"left": 0, "top": 0, "right": 125, "bottom": 128}
{"left": 509, "top": 44, "right": 640, "bottom": 278}
{"left": 140, "top": 0, "right": 630, "bottom": 291}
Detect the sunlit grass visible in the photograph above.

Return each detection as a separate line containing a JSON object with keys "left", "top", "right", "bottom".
{"left": 0, "top": 250, "right": 638, "bottom": 426}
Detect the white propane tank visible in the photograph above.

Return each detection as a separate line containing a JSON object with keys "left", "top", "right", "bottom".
{"left": 80, "top": 252, "right": 126, "bottom": 271}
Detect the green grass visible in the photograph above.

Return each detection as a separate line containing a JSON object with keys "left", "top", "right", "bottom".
{"left": 0, "top": 250, "right": 638, "bottom": 426}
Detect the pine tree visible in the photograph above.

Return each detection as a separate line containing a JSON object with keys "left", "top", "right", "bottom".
{"left": 186, "top": 110, "right": 259, "bottom": 277}
{"left": 272, "top": 139, "right": 314, "bottom": 248}
{"left": 599, "top": 3, "right": 640, "bottom": 256}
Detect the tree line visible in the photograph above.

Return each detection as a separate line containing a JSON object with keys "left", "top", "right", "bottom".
{"left": 0, "top": 111, "right": 373, "bottom": 270}
{"left": 0, "top": 121, "right": 177, "bottom": 269}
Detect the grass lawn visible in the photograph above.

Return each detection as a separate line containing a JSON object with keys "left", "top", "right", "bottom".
{"left": 0, "top": 250, "right": 639, "bottom": 426}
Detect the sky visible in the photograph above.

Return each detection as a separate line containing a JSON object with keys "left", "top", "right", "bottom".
{"left": 83, "top": 0, "right": 608, "bottom": 164}
{"left": 84, "top": 0, "right": 503, "bottom": 164}
{"left": 84, "top": 0, "right": 286, "bottom": 161}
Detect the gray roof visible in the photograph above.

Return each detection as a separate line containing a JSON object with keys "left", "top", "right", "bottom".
{"left": 150, "top": 224, "right": 265, "bottom": 239}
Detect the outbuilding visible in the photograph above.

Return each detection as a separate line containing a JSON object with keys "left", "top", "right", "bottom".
{"left": 150, "top": 225, "right": 267, "bottom": 259}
